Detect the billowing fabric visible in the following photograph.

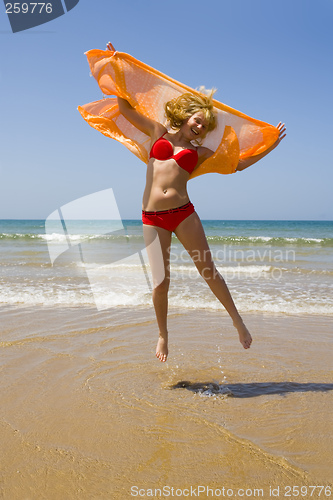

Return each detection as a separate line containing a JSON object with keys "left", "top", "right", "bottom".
{"left": 78, "top": 47, "right": 279, "bottom": 178}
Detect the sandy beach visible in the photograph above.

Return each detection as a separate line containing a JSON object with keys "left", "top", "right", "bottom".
{"left": 1, "top": 305, "right": 332, "bottom": 499}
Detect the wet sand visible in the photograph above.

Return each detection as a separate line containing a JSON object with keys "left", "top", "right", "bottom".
{"left": 1, "top": 306, "right": 332, "bottom": 499}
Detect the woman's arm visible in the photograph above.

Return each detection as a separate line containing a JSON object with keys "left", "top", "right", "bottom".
{"left": 117, "top": 97, "right": 165, "bottom": 138}
{"left": 195, "top": 146, "right": 215, "bottom": 167}
{"left": 236, "top": 122, "right": 286, "bottom": 171}
{"left": 105, "top": 43, "right": 165, "bottom": 139}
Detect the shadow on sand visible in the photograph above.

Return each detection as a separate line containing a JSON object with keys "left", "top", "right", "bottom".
{"left": 171, "top": 381, "right": 333, "bottom": 398}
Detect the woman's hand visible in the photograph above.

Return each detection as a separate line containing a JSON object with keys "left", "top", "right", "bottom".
{"left": 274, "top": 121, "right": 287, "bottom": 147}
{"left": 106, "top": 42, "right": 116, "bottom": 52}
{"left": 236, "top": 121, "right": 286, "bottom": 171}
{"left": 259, "top": 121, "right": 286, "bottom": 155}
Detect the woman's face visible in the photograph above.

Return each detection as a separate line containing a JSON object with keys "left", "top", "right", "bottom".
{"left": 183, "top": 111, "right": 210, "bottom": 140}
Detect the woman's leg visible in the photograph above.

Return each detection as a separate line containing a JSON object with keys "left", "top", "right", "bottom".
{"left": 174, "top": 212, "right": 252, "bottom": 349}
{"left": 143, "top": 224, "right": 172, "bottom": 361}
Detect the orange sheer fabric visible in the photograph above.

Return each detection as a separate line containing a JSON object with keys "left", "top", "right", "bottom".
{"left": 78, "top": 46, "right": 279, "bottom": 178}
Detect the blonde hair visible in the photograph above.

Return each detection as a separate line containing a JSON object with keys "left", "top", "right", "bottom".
{"left": 164, "top": 89, "right": 217, "bottom": 134}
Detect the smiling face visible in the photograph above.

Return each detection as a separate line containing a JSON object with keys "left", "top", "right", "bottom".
{"left": 183, "top": 111, "right": 210, "bottom": 140}
{"left": 165, "top": 92, "right": 217, "bottom": 138}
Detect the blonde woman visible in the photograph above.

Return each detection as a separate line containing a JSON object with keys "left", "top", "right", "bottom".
{"left": 108, "top": 44, "right": 286, "bottom": 362}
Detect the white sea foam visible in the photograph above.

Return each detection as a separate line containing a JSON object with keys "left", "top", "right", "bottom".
{"left": 78, "top": 262, "right": 273, "bottom": 274}
{"left": 247, "top": 236, "right": 272, "bottom": 242}
{"left": 205, "top": 235, "right": 330, "bottom": 245}
{"left": 41, "top": 233, "right": 69, "bottom": 242}
{"left": 2, "top": 220, "right": 332, "bottom": 315}
{"left": 1, "top": 283, "right": 332, "bottom": 315}
{"left": 42, "top": 233, "right": 101, "bottom": 242}
{"left": 41, "top": 232, "right": 142, "bottom": 241}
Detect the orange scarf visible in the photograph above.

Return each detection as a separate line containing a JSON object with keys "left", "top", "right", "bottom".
{"left": 78, "top": 46, "right": 279, "bottom": 178}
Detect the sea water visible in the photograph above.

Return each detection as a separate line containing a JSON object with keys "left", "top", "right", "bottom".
{"left": 1, "top": 219, "right": 332, "bottom": 315}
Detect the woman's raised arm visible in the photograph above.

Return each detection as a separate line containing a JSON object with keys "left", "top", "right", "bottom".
{"left": 236, "top": 122, "right": 286, "bottom": 171}
{"left": 117, "top": 97, "right": 165, "bottom": 138}
{"left": 105, "top": 42, "right": 165, "bottom": 139}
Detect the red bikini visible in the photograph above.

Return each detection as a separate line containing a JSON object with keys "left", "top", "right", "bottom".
{"left": 142, "top": 134, "right": 197, "bottom": 232}
{"left": 149, "top": 133, "right": 198, "bottom": 174}
{"left": 142, "top": 201, "right": 195, "bottom": 232}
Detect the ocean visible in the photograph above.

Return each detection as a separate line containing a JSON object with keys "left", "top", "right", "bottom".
{"left": 1, "top": 219, "right": 332, "bottom": 315}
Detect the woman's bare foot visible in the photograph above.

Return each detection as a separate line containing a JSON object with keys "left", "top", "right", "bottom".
{"left": 156, "top": 335, "right": 168, "bottom": 362}
{"left": 233, "top": 319, "right": 252, "bottom": 349}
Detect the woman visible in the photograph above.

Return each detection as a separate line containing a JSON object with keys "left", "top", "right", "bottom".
{"left": 107, "top": 44, "right": 286, "bottom": 362}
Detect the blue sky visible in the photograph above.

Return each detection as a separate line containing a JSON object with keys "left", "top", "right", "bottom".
{"left": 1, "top": 0, "right": 332, "bottom": 220}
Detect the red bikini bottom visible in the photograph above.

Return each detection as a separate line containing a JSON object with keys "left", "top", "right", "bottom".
{"left": 142, "top": 201, "right": 195, "bottom": 232}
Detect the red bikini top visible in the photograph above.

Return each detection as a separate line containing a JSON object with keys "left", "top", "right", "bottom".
{"left": 149, "top": 133, "right": 198, "bottom": 174}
